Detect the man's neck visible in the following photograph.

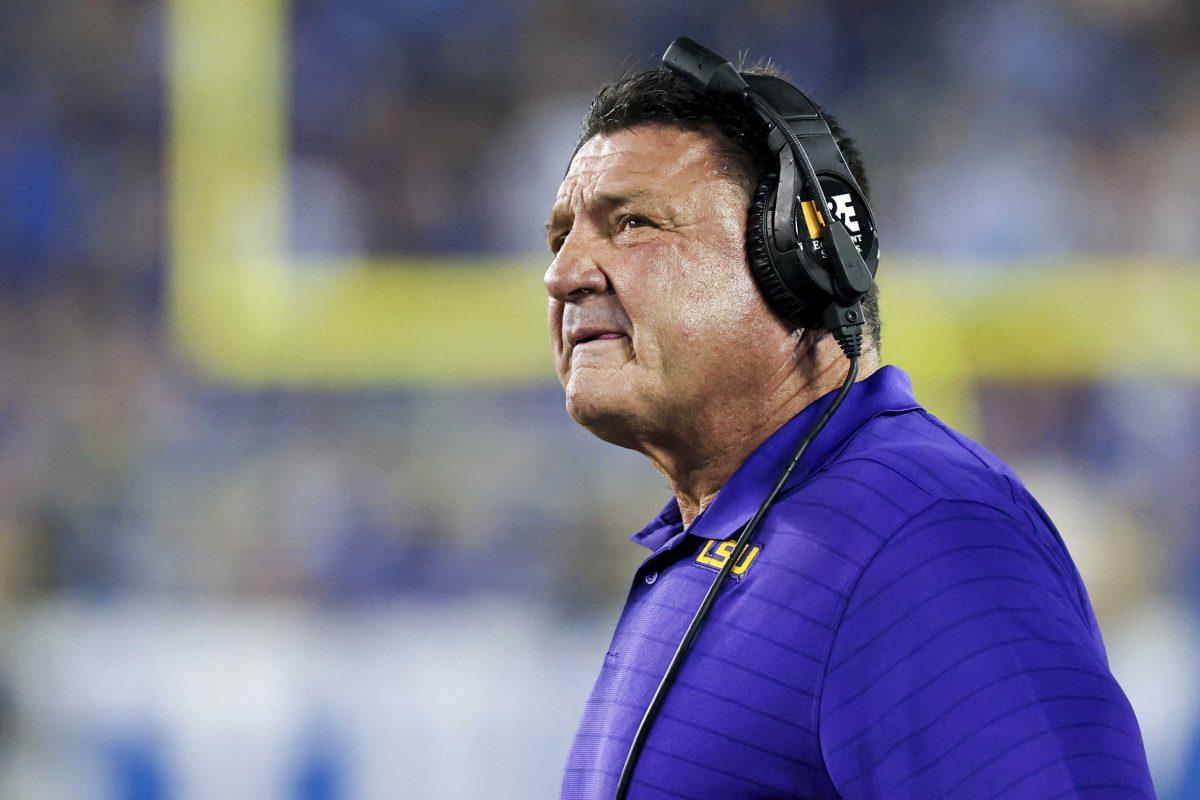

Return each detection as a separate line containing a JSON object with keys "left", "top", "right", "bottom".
{"left": 646, "top": 343, "right": 880, "bottom": 526}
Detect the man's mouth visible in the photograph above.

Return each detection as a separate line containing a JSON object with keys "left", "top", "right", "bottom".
{"left": 577, "top": 332, "right": 626, "bottom": 345}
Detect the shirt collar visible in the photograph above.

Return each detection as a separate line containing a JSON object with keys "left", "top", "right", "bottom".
{"left": 629, "top": 497, "right": 685, "bottom": 553}
{"left": 631, "top": 365, "right": 921, "bottom": 550}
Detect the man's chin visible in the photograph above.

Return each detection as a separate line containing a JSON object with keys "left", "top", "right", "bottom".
{"left": 564, "top": 386, "right": 645, "bottom": 450}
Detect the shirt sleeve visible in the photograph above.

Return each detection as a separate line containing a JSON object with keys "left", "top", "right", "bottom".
{"left": 817, "top": 498, "right": 1156, "bottom": 799}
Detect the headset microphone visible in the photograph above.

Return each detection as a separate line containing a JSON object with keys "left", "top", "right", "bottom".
{"left": 613, "top": 38, "right": 879, "bottom": 800}
{"left": 660, "top": 37, "right": 753, "bottom": 97}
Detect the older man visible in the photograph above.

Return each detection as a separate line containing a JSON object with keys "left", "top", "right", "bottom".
{"left": 545, "top": 60, "right": 1154, "bottom": 799}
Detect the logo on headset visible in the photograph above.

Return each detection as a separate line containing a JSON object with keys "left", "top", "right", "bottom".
{"left": 799, "top": 175, "right": 873, "bottom": 258}
{"left": 830, "top": 193, "right": 860, "bottom": 232}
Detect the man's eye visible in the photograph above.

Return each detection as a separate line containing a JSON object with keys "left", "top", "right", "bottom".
{"left": 617, "top": 214, "right": 654, "bottom": 233}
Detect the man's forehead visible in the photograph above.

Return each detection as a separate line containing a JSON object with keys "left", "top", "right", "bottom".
{"left": 558, "top": 126, "right": 722, "bottom": 199}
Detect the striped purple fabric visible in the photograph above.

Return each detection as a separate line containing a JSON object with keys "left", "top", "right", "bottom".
{"left": 561, "top": 366, "right": 1154, "bottom": 799}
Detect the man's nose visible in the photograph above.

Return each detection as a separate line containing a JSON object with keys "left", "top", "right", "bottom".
{"left": 544, "top": 233, "right": 609, "bottom": 302}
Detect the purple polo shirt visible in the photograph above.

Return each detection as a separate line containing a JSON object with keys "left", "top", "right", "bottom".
{"left": 561, "top": 366, "right": 1154, "bottom": 799}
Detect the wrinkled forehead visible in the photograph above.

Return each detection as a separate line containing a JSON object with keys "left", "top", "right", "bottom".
{"left": 555, "top": 126, "right": 726, "bottom": 206}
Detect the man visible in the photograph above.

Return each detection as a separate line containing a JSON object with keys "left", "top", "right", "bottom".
{"left": 544, "top": 64, "right": 1155, "bottom": 799}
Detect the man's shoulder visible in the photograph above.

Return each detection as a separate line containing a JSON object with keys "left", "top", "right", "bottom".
{"left": 803, "top": 414, "right": 1148, "bottom": 797}
{"left": 761, "top": 406, "right": 1085, "bottom": 610}
{"left": 823, "top": 405, "right": 1023, "bottom": 511}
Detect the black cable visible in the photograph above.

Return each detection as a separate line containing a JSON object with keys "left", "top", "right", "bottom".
{"left": 613, "top": 352, "right": 861, "bottom": 800}
{"left": 748, "top": 93, "right": 832, "bottom": 227}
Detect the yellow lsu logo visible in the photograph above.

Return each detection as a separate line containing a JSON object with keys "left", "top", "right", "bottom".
{"left": 694, "top": 538, "right": 762, "bottom": 580}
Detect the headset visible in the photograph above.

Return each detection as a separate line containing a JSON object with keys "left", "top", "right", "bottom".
{"left": 612, "top": 38, "right": 881, "bottom": 800}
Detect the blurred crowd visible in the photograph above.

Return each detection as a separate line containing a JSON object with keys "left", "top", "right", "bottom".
{"left": 1, "top": 0, "right": 1197, "bottom": 601}
{"left": 1, "top": 0, "right": 1200, "bottom": 796}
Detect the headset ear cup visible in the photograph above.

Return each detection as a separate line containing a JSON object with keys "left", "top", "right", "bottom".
{"left": 746, "top": 178, "right": 814, "bottom": 329}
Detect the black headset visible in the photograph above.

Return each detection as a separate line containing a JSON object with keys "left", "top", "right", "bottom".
{"left": 663, "top": 37, "right": 879, "bottom": 352}
{"left": 612, "top": 38, "right": 880, "bottom": 800}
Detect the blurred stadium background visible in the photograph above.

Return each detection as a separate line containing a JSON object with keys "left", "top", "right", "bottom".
{"left": 1, "top": 0, "right": 1198, "bottom": 797}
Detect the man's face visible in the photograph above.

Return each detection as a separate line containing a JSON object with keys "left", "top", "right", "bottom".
{"left": 544, "top": 125, "right": 789, "bottom": 448}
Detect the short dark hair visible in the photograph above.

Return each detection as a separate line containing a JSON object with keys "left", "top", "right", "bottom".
{"left": 575, "top": 65, "right": 881, "bottom": 353}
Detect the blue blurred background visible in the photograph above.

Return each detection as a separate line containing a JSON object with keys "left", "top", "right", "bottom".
{"left": 1, "top": 0, "right": 1199, "bottom": 797}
